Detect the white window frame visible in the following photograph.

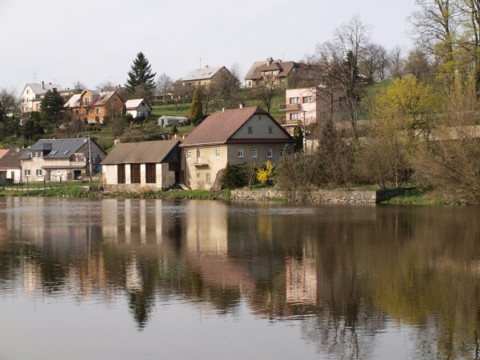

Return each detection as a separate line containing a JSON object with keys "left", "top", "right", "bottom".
{"left": 290, "top": 113, "right": 299, "bottom": 120}
{"left": 25, "top": 169, "right": 31, "bottom": 176}
{"left": 238, "top": 148, "right": 244, "bottom": 158}
{"left": 267, "top": 148, "right": 273, "bottom": 158}
{"left": 216, "top": 149, "right": 220, "bottom": 158}
{"left": 290, "top": 97, "right": 300, "bottom": 104}
{"left": 252, "top": 149, "right": 257, "bottom": 158}
{"left": 36, "top": 169, "right": 42, "bottom": 176}
{"left": 187, "top": 150, "right": 191, "bottom": 160}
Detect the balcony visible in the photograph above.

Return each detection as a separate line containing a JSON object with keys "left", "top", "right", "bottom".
{"left": 193, "top": 157, "right": 210, "bottom": 167}
{"left": 279, "top": 103, "right": 302, "bottom": 111}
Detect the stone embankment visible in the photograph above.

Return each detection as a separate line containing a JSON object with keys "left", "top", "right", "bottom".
{"left": 231, "top": 188, "right": 406, "bottom": 204}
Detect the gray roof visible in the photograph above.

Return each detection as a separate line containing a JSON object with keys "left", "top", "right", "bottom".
{"left": 102, "top": 139, "right": 180, "bottom": 165}
{"left": 19, "top": 138, "right": 96, "bottom": 160}
{"left": 25, "top": 83, "right": 64, "bottom": 95}
{"left": 182, "top": 66, "right": 224, "bottom": 82}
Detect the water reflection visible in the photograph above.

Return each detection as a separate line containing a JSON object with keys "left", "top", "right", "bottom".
{"left": 0, "top": 198, "right": 479, "bottom": 358}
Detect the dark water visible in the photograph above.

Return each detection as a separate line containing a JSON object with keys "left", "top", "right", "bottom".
{"left": 0, "top": 197, "right": 479, "bottom": 360}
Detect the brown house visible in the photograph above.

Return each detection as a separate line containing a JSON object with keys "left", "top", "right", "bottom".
{"left": 64, "top": 90, "right": 124, "bottom": 124}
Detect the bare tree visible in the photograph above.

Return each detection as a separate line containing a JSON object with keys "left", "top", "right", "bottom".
{"left": 156, "top": 73, "right": 173, "bottom": 103}
{"left": 358, "top": 43, "right": 388, "bottom": 81}
{"left": 0, "top": 88, "right": 19, "bottom": 116}
{"left": 387, "top": 46, "right": 406, "bottom": 79}
{"left": 404, "top": 47, "right": 433, "bottom": 79}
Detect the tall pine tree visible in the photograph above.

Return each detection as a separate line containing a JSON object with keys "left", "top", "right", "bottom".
{"left": 125, "top": 52, "right": 156, "bottom": 99}
{"left": 189, "top": 87, "right": 204, "bottom": 126}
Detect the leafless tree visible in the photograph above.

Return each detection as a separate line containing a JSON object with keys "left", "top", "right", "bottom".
{"left": 156, "top": 73, "right": 173, "bottom": 103}
{"left": 387, "top": 46, "right": 406, "bottom": 79}
{"left": 0, "top": 88, "right": 19, "bottom": 115}
{"left": 358, "top": 43, "right": 389, "bottom": 81}
{"left": 404, "top": 47, "right": 433, "bottom": 79}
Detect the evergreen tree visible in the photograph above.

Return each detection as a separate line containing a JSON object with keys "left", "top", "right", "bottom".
{"left": 125, "top": 52, "right": 157, "bottom": 99}
{"left": 189, "top": 86, "right": 204, "bottom": 126}
{"left": 294, "top": 126, "right": 304, "bottom": 152}
{"left": 40, "top": 90, "right": 64, "bottom": 127}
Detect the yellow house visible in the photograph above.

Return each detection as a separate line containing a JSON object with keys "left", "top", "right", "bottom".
{"left": 180, "top": 107, "right": 294, "bottom": 190}
{"left": 64, "top": 90, "right": 124, "bottom": 124}
{"left": 181, "top": 65, "right": 235, "bottom": 89}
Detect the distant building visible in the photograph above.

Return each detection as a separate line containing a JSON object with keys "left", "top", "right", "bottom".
{"left": 0, "top": 148, "right": 28, "bottom": 184}
{"left": 64, "top": 90, "right": 124, "bottom": 124}
{"left": 182, "top": 65, "right": 235, "bottom": 89}
{"left": 19, "top": 138, "right": 106, "bottom": 183}
{"left": 125, "top": 98, "right": 152, "bottom": 119}
{"left": 20, "top": 82, "right": 74, "bottom": 113}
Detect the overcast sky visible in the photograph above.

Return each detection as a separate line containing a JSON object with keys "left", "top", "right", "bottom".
{"left": 0, "top": 0, "right": 417, "bottom": 95}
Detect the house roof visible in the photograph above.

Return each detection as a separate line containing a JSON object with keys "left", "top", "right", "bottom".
{"left": 24, "top": 82, "right": 64, "bottom": 95}
{"left": 245, "top": 61, "right": 299, "bottom": 80}
{"left": 180, "top": 107, "right": 293, "bottom": 147}
{"left": 19, "top": 138, "right": 102, "bottom": 160}
{"left": 182, "top": 66, "right": 225, "bottom": 82}
{"left": 125, "top": 98, "right": 151, "bottom": 110}
{"left": 64, "top": 90, "right": 120, "bottom": 108}
{"left": 101, "top": 139, "right": 180, "bottom": 165}
{"left": 0, "top": 148, "right": 28, "bottom": 170}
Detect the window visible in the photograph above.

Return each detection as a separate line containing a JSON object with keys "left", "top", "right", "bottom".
{"left": 252, "top": 149, "right": 257, "bottom": 158}
{"left": 187, "top": 151, "right": 191, "bottom": 160}
{"left": 290, "top": 97, "right": 300, "bottom": 104}
{"left": 267, "top": 148, "right": 273, "bottom": 158}
{"left": 290, "top": 113, "right": 299, "bottom": 120}
{"left": 248, "top": 126, "right": 252, "bottom": 134}
{"left": 216, "top": 149, "right": 220, "bottom": 158}
{"left": 96, "top": 108, "right": 101, "bottom": 114}
{"left": 131, "top": 164, "right": 141, "bottom": 184}
{"left": 303, "top": 96, "right": 313, "bottom": 103}
{"left": 84, "top": 97, "right": 90, "bottom": 105}
{"left": 146, "top": 163, "right": 156, "bottom": 183}
{"left": 117, "top": 164, "right": 125, "bottom": 184}
{"left": 25, "top": 170, "right": 31, "bottom": 176}
{"left": 268, "top": 126, "right": 273, "bottom": 134}
{"left": 206, "top": 173, "right": 211, "bottom": 184}
{"left": 36, "top": 169, "right": 42, "bottom": 176}
{"left": 238, "top": 148, "right": 244, "bottom": 158}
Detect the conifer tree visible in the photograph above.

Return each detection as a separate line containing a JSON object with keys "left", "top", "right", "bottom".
{"left": 125, "top": 52, "right": 156, "bottom": 99}
{"left": 189, "top": 86, "right": 204, "bottom": 126}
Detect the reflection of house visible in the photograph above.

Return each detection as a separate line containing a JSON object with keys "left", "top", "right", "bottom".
{"left": 101, "top": 139, "right": 181, "bottom": 192}
{"left": 19, "top": 138, "right": 106, "bottom": 182}
{"left": 20, "top": 82, "right": 74, "bottom": 113}
{"left": 280, "top": 87, "right": 344, "bottom": 132}
{"left": 0, "top": 148, "right": 28, "bottom": 184}
{"left": 286, "top": 257, "right": 317, "bottom": 305}
{"left": 182, "top": 65, "right": 235, "bottom": 88}
{"left": 180, "top": 106, "right": 294, "bottom": 190}
{"left": 64, "top": 90, "right": 124, "bottom": 124}
{"left": 125, "top": 98, "right": 152, "bottom": 119}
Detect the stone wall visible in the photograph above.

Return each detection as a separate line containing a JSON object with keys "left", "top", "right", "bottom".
{"left": 231, "top": 188, "right": 402, "bottom": 204}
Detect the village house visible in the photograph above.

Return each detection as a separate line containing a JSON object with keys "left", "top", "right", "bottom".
{"left": 19, "top": 138, "right": 106, "bottom": 183}
{"left": 180, "top": 106, "right": 294, "bottom": 190}
{"left": 20, "top": 82, "right": 75, "bottom": 113}
{"left": 101, "top": 139, "right": 181, "bottom": 192}
{"left": 0, "top": 148, "right": 29, "bottom": 184}
{"left": 181, "top": 65, "right": 236, "bottom": 89}
{"left": 244, "top": 58, "right": 309, "bottom": 88}
{"left": 125, "top": 98, "right": 152, "bottom": 119}
{"left": 64, "top": 90, "right": 124, "bottom": 124}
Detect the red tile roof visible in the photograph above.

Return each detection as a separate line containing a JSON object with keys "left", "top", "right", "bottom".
{"left": 180, "top": 107, "right": 293, "bottom": 147}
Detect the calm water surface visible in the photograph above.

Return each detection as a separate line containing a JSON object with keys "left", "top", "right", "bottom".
{"left": 0, "top": 197, "right": 479, "bottom": 360}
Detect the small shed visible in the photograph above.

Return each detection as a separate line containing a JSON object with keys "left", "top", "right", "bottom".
{"left": 158, "top": 115, "right": 188, "bottom": 127}
{"left": 125, "top": 99, "right": 152, "bottom": 119}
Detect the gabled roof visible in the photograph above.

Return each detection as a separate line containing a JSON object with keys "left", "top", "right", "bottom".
{"left": 0, "top": 148, "right": 28, "bottom": 169}
{"left": 125, "top": 98, "right": 151, "bottom": 110}
{"left": 245, "top": 60, "right": 299, "bottom": 80}
{"left": 19, "top": 138, "right": 101, "bottom": 160}
{"left": 182, "top": 66, "right": 225, "bottom": 82}
{"left": 23, "top": 83, "right": 64, "bottom": 95}
{"left": 64, "top": 90, "right": 121, "bottom": 108}
{"left": 180, "top": 107, "right": 293, "bottom": 147}
{"left": 101, "top": 139, "right": 180, "bottom": 165}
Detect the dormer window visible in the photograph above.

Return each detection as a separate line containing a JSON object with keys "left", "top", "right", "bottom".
{"left": 84, "top": 97, "right": 90, "bottom": 105}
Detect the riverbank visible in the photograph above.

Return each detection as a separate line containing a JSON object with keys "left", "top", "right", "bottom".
{"left": 0, "top": 182, "right": 465, "bottom": 205}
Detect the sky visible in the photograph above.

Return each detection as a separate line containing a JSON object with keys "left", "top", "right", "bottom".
{"left": 0, "top": 0, "right": 417, "bottom": 95}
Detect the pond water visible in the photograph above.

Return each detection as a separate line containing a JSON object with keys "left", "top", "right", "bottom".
{"left": 0, "top": 197, "right": 479, "bottom": 359}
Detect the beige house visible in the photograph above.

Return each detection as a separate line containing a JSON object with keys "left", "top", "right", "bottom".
{"left": 64, "top": 90, "right": 124, "bottom": 124}
{"left": 101, "top": 140, "right": 181, "bottom": 192}
{"left": 19, "top": 138, "right": 106, "bottom": 183}
{"left": 180, "top": 107, "right": 294, "bottom": 190}
{"left": 181, "top": 65, "right": 235, "bottom": 89}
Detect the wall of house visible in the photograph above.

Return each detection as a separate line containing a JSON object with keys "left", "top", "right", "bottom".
{"left": 231, "top": 114, "right": 291, "bottom": 140}
{"left": 183, "top": 142, "right": 291, "bottom": 190}
{"left": 284, "top": 88, "right": 318, "bottom": 126}
{"left": 103, "top": 163, "right": 176, "bottom": 192}
{"left": 6, "top": 169, "right": 21, "bottom": 184}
